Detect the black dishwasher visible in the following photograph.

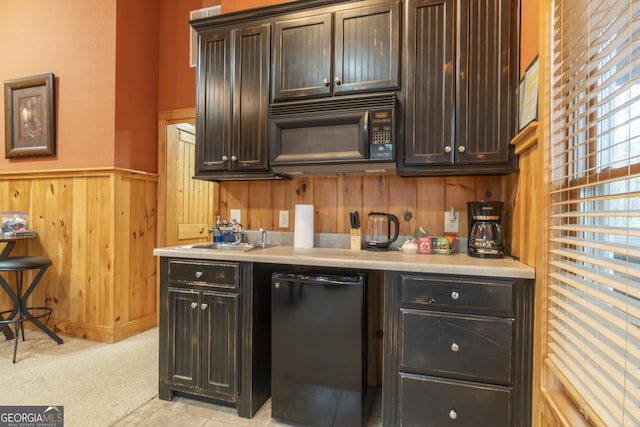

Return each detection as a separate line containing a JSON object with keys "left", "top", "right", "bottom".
{"left": 271, "top": 271, "right": 366, "bottom": 427}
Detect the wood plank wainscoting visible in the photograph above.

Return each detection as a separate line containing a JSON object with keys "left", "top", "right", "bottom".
{"left": 0, "top": 168, "right": 158, "bottom": 343}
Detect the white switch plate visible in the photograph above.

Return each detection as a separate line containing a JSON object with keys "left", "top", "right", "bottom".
{"left": 444, "top": 211, "right": 459, "bottom": 233}
{"left": 230, "top": 209, "right": 241, "bottom": 224}
{"left": 279, "top": 210, "right": 289, "bottom": 228}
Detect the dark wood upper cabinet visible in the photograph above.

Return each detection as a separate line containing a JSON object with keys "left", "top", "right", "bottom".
{"left": 195, "top": 23, "right": 270, "bottom": 176}
{"left": 272, "top": 0, "right": 401, "bottom": 101}
{"left": 400, "top": 0, "right": 519, "bottom": 175}
{"left": 272, "top": 14, "right": 333, "bottom": 100}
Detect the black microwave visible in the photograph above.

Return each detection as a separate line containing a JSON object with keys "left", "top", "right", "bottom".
{"left": 268, "top": 93, "right": 397, "bottom": 175}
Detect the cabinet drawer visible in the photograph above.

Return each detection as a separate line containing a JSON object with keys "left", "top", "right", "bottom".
{"left": 401, "top": 309, "right": 513, "bottom": 384}
{"left": 168, "top": 260, "right": 239, "bottom": 290}
{"left": 400, "top": 275, "right": 514, "bottom": 315}
{"left": 400, "top": 373, "right": 512, "bottom": 427}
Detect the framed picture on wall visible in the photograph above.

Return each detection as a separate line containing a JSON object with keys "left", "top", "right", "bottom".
{"left": 4, "top": 72, "right": 55, "bottom": 158}
{"left": 518, "top": 55, "right": 539, "bottom": 132}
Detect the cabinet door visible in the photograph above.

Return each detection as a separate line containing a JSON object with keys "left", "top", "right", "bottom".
{"left": 201, "top": 290, "right": 239, "bottom": 400}
{"left": 334, "top": 1, "right": 401, "bottom": 94}
{"left": 455, "top": 0, "right": 514, "bottom": 164}
{"left": 232, "top": 24, "right": 270, "bottom": 171}
{"left": 403, "top": 0, "right": 454, "bottom": 166}
{"left": 168, "top": 288, "right": 199, "bottom": 389}
{"left": 272, "top": 14, "right": 332, "bottom": 100}
{"left": 196, "top": 29, "right": 232, "bottom": 174}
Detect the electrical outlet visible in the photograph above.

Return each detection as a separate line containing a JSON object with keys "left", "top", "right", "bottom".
{"left": 279, "top": 210, "right": 289, "bottom": 228}
{"left": 230, "top": 209, "right": 241, "bottom": 224}
{"left": 444, "top": 210, "right": 459, "bottom": 233}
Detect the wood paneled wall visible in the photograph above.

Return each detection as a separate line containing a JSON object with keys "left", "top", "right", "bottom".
{"left": 0, "top": 168, "right": 157, "bottom": 343}
{"left": 218, "top": 175, "right": 510, "bottom": 239}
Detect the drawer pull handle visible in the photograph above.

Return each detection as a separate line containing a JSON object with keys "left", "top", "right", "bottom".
{"left": 195, "top": 271, "right": 203, "bottom": 279}
{"left": 449, "top": 409, "right": 458, "bottom": 420}
{"left": 451, "top": 291, "right": 459, "bottom": 300}
{"left": 451, "top": 342, "right": 460, "bottom": 352}
{"left": 200, "top": 303, "right": 208, "bottom": 310}
{"left": 190, "top": 302, "right": 198, "bottom": 309}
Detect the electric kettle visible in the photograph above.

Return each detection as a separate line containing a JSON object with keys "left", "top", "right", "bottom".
{"left": 364, "top": 212, "right": 399, "bottom": 250}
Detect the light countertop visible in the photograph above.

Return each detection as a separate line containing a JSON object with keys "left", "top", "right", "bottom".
{"left": 153, "top": 244, "right": 535, "bottom": 279}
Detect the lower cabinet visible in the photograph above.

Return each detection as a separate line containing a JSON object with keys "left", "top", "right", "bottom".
{"left": 167, "top": 287, "right": 238, "bottom": 401}
{"left": 383, "top": 273, "right": 534, "bottom": 426}
{"left": 159, "top": 258, "right": 275, "bottom": 419}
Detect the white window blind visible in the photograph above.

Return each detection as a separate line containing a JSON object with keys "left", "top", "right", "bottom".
{"left": 548, "top": 1, "right": 640, "bottom": 426}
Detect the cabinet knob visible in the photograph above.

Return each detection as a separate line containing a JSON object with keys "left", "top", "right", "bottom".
{"left": 190, "top": 302, "right": 198, "bottom": 309}
{"left": 323, "top": 78, "right": 330, "bottom": 86}
{"left": 449, "top": 409, "right": 458, "bottom": 420}
{"left": 451, "top": 291, "right": 460, "bottom": 300}
{"left": 222, "top": 155, "right": 229, "bottom": 162}
{"left": 195, "top": 271, "right": 203, "bottom": 279}
{"left": 444, "top": 146, "right": 452, "bottom": 153}
{"left": 451, "top": 342, "right": 460, "bottom": 352}
{"left": 200, "top": 303, "right": 208, "bottom": 310}
{"left": 334, "top": 77, "right": 342, "bottom": 86}
{"left": 231, "top": 155, "right": 238, "bottom": 162}
{"left": 458, "top": 145, "right": 466, "bottom": 153}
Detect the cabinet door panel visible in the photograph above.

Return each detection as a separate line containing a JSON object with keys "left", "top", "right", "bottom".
{"left": 233, "top": 24, "right": 270, "bottom": 171}
{"left": 197, "top": 30, "right": 232, "bottom": 173}
{"left": 404, "top": 0, "right": 454, "bottom": 166}
{"left": 334, "top": 1, "right": 401, "bottom": 94}
{"left": 401, "top": 309, "right": 514, "bottom": 384}
{"left": 168, "top": 289, "right": 199, "bottom": 389}
{"left": 400, "top": 373, "right": 512, "bottom": 427}
{"left": 272, "top": 14, "right": 332, "bottom": 100}
{"left": 456, "top": 0, "right": 513, "bottom": 164}
{"left": 201, "top": 291, "right": 239, "bottom": 400}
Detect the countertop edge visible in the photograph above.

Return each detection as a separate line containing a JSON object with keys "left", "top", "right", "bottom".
{"left": 153, "top": 246, "right": 536, "bottom": 280}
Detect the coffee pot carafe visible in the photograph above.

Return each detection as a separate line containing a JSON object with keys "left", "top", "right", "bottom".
{"left": 467, "top": 201, "right": 505, "bottom": 258}
{"left": 364, "top": 212, "right": 399, "bottom": 250}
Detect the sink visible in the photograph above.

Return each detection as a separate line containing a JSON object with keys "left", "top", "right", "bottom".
{"left": 179, "top": 242, "right": 272, "bottom": 251}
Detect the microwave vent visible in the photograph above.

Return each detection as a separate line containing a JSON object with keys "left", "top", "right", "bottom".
{"left": 269, "top": 93, "right": 396, "bottom": 118}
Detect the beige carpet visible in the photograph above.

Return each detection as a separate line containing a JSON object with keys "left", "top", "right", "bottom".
{"left": 0, "top": 327, "right": 159, "bottom": 426}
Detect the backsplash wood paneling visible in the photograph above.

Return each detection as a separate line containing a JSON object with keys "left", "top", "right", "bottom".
{"left": 217, "top": 175, "right": 506, "bottom": 238}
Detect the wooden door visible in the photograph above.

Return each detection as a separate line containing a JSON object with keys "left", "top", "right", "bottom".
{"left": 174, "top": 124, "right": 217, "bottom": 244}
{"left": 158, "top": 109, "right": 218, "bottom": 249}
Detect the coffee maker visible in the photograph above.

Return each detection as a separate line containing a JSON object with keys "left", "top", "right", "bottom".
{"left": 467, "top": 201, "right": 504, "bottom": 258}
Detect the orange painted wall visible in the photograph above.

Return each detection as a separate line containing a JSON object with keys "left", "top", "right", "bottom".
{"left": 0, "top": 0, "right": 117, "bottom": 172}
{"left": 114, "top": 0, "right": 160, "bottom": 173}
{"left": 221, "top": 0, "right": 293, "bottom": 13}
{"left": 520, "top": 0, "right": 539, "bottom": 77}
{"left": 158, "top": 0, "right": 220, "bottom": 112}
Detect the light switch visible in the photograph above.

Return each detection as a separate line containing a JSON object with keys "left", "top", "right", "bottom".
{"left": 279, "top": 210, "right": 289, "bottom": 228}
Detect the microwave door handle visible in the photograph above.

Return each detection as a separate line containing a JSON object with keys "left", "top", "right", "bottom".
{"left": 363, "top": 111, "right": 370, "bottom": 151}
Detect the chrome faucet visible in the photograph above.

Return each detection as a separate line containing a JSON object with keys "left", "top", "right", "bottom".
{"left": 260, "top": 228, "right": 267, "bottom": 248}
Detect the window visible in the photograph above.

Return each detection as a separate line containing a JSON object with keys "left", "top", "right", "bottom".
{"left": 547, "top": 1, "right": 640, "bottom": 426}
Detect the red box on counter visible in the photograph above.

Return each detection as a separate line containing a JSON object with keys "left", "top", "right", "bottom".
{"left": 417, "top": 236, "right": 434, "bottom": 254}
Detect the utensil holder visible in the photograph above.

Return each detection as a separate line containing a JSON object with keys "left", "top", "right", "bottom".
{"left": 350, "top": 229, "right": 361, "bottom": 251}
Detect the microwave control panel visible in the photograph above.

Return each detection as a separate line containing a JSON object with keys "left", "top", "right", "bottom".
{"left": 370, "top": 109, "right": 394, "bottom": 160}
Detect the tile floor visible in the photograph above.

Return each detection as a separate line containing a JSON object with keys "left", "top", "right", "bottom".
{"left": 113, "top": 391, "right": 382, "bottom": 427}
